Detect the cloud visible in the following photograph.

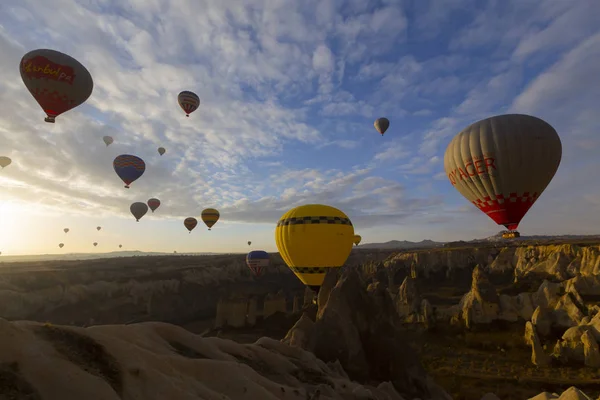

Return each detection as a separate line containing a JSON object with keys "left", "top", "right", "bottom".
{"left": 0, "top": 0, "right": 599, "bottom": 253}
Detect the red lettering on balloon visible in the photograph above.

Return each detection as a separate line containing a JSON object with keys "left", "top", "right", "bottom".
{"left": 447, "top": 156, "right": 496, "bottom": 186}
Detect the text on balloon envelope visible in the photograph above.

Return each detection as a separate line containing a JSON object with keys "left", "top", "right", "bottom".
{"left": 447, "top": 156, "right": 497, "bottom": 186}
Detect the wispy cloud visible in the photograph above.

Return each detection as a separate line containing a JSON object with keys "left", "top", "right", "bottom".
{"left": 0, "top": 0, "right": 599, "bottom": 253}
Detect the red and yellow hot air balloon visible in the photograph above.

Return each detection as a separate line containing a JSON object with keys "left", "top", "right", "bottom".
{"left": 19, "top": 49, "right": 94, "bottom": 123}
{"left": 201, "top": 208, "right": 220, "bottom": 230}
{"left": 184, "top": 217, "right": 198, "bottom": 233}
{"left": 178, "top": 91, "right": 200, "bottom": 117}
{"left": 444, "top": 114, "right": 562, "bottom": 234}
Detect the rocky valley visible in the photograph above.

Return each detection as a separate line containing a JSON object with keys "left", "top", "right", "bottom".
{"left": 3, "top": 240, "right": 600, "bottom": 399}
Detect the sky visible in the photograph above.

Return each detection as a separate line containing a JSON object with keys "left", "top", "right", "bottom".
{"left": 0, "top": 0, "right": 599, "bottom": 255}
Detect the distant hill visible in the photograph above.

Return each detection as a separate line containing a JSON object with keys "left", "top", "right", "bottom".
{"left": 0, "top": 250, "right": 222, "bottom": 263}
{"left": 358, "top": 240, "right": 445, "bottom": 250}
{"left": 477, "top": 232, "right": 600, "bottom": 243}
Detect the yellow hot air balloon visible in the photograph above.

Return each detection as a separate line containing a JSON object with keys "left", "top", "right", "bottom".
{"left": 353, "top": 234, "right": 362, "bottom": 246}
{"left": 201, "top": 208, "right": 220, "bottom": 230}
{"left": 275, "top": 204, "right": 354, "bottom": 293}
{"left": 444, "top": 114, "right": 562, "bottom": 232}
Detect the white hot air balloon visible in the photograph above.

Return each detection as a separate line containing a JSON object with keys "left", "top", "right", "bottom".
{"left": 443, "top": 114, "right": 562, "bottom": 232}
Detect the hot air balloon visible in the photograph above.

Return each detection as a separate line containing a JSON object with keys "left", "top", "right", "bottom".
{"left": 246, "top": 250, "right": 269, "bottom": 277}
{"left": 103, "top": 136, "right": 113, "bottom": 146}
{"left": 19, "top": 49, "right": 93, "bottom": 123}
{"left": 63, "top": 228, "right": 69, "bottom": 234}
{"left": 201, "top": 208, "right": 220, "bottom": 230}
{"left": 247, "top": 241, "right": 251, "bottom": 246}
{"left": 184, "top": 217, "right": 198, "bottom": 233}
{"left": 130, "top": 202, "right": 149, "bottom": 222}
{"left": 443, "top": 114, "right": 562, "bottom": 233}
{"left": 96, "top": 226, "right": 101, "bottom": 231}
{"left": 0, "top": 156, "right": 11, "bottom": 169}
{"left": 113, "top": 154, "right": 146, "bottom": 189}
{"left": 58, "top": 243, "right": 64, "bottom": 248}
{"left": 93, "top": 242, "right": 98, "bottom": 247}
{"left": 275, "top": 204, "right": 354, "bottom": 293}
{"left": 353, "top": 234, "right": 362, "bottom": 246}
{"left": 147, "top": 198, "right": 160, "bottom": 212}
{"left": 119, "top": 244, "right": 122, "bottom": 248}
{"left": 178, "top": 91, "right": 200, "bottom": 117}
{"left": 374, "top": 118, "right": 389, "bottom": 136}
{"left": 158, "top": 147, "right": 166, "bottom": 156}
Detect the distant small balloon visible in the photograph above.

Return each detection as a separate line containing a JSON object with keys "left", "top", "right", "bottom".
{"left": 247, "top": 241, "right": 251, "bottom": 246}
{"left": 148, "top": 198, "right": 160, "bottom": 212}
{"left": 201, "top": 208, "right": 220, "bottom": 230}
{"left": 178, "top": 91, "right": 200, "bottom": 117}
{"left": 63, "top": 228, "right": 69, "bottom": 234}
{"left": 130, "top": 202, "right": 149, "bottom": 222}
{"left": 93, "top": 242, "right": 98, "bottom": 247}
{"left": 0, "top": 156, "right": 11, "bottom": 169}
{"left": 119, "top": 244, "right": 122, "bottom": 248}
{"left": 374, "top": 118, "right": 389, "bottom": 136}
{"left": 103, "top": 136, "right": 114, "bottom": 146}
{"left": 19, "top": 49, "right": 94, "bottom": 123}
{"left": 96, "top": 226, "right": 101, "bottom": 231}
{"left": 59, "top": 243, "right": 64, "bottom": 248}
{"left": 113, "top": 154, "right": 146, "bottom": 189}
{"left": 184, "top": 217, "right": 198, "bottom": 233}
{"left": 158, "top": 147, "right": 166, "bottom": 156}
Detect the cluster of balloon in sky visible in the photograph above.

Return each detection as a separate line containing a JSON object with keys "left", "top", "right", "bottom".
{"left": 0, "top": 48, "right": 564, "bottom": 293}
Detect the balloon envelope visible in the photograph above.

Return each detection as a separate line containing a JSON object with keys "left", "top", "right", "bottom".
{"left": 59, "top": 243, "right": 64, "bottom": 248}
{"left": 247, "top": 241, "right": 251, "bottom": 246}
{"left": 20, "top": 49, "right": 93, "bottom": 123}
{"left": 96, "top": 226, "right": 101, "bottom": 231}
{"left": 201, "top": 208, "right": 220, "bottom": 230}
{"left": 246, "top": 250, "right": 269, "bottom": 277}
{"left": 158, "top": 147, "right": 166, "bottom": 156}
{"left": 93, "top": 242, "right": 98, "bottom": 246}
{"left": 275, "top": 204, "right": 354, "bottom": 293}
{"left": 0, "top": 156, "right": 11, "bottom": 169}
{"left": 443, "top": 114, "right": 562, "bottom": 231}
{"left": 353, "top": 234, "right": 362, "bottom": 246}
{"left": 147, "top": 198, "right": 160, "bottom": 212}
{"left": 113, "top": 154, "right": 146, "bottom": 188}
{"left": 374, "top": 118, "right": 389, "bottom": 135}
{"left": 63, "top": 228, "right": 69, "bottom": 234}
{"left": 130, "top": 202, "right": 149, "bottom": 222}
{"left": 103, "top": 136, "right": 113, "bottom": 146}
{"left": 178, "top": 91, "right": 200, "bottom": 117}
{"left": 184, "top": 217, "right": 198, "bottom": 232}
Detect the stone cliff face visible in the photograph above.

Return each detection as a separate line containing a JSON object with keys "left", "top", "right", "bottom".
{"left": 380, "top": 244, "right": 600, "bottom": 287}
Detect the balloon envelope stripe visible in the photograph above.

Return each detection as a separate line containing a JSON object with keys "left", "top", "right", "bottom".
{"left": 277, "top": 216, "right": 353, "bottom": 227}
{"left": 289, "top": 266, "right": 329, "bottom": 274}
{"left": 114, "top": 159, "right": 145, "bottom": 170}
{"left": 473, "top": 192, "right": 539, "bottom": 230}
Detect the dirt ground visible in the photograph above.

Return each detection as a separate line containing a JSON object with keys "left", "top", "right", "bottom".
{"left": 406, "top": 325, "right": 600, "bottom": 400}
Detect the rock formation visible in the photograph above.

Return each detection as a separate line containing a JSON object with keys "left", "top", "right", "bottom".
{"left": 0, "top": 318, "right": 411, "bottom": 400}
{"left": 283, "top": 267, "right": 452, "bottom": 400}
{"left": 524, "top": 321, "right": 551, "bottom": 367}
